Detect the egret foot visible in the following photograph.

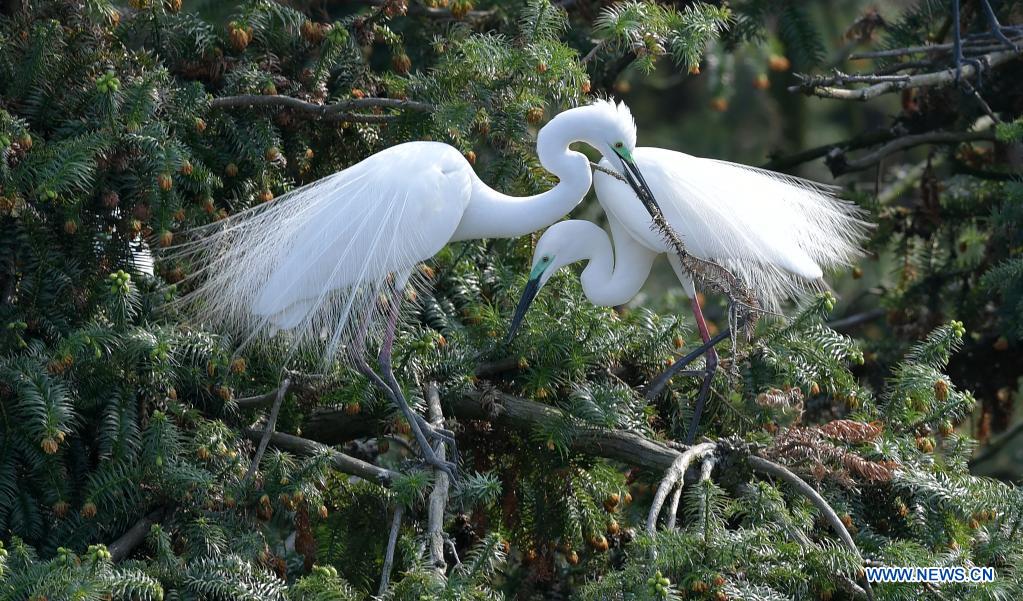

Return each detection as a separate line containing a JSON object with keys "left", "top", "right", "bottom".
{"left": 412, "top": 412, "right": 459, "bottom": 468}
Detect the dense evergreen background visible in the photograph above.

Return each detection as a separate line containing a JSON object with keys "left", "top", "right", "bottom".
{"left": 1, "top": 0, "right": 1022, "bottom": 599}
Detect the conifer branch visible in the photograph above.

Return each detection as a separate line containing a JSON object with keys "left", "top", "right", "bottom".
{"left": 747, "top": 456, "right": 875, "bottom": 601}
{"left": 209, "top": 95, "right": 435, "bottom": 123}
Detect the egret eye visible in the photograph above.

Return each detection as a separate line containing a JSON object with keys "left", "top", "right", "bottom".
{"left": 614, "top": 142, "right": 624, "bottom": 149}
{"left": 541, "top": 256, "right": 550, "bottom": 264}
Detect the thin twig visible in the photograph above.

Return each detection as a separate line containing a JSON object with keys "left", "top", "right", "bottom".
{"left": 379, "top": 505, "right": 404, "bottom": 595}
{"left": 748, "top": 455, "right": 875, "bottom": 601}
{"left": 425, "top": 382, "right": 450, "bottom": 576}
{"left": 826, "top": 308, "right": 885, "bottom": 332}
{"left": 244, "top": 378, "right": 290, "bottom": 483}
{"left": 761, "top": 129, "right": 899, "bottom": 172}
{"left": 847, "top": 32, "right": 1023, "bottom": 59}
{"left": 210, "top": 94, "right": 434, "bottom": 123}
{"left": 581, "top": 39, "right": 607, "bottom": 64}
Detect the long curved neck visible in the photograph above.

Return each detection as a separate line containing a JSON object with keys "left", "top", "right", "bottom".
{"left": 451, "top": 114, "right": 593, "bottom": 241}
{"left": 578, "top": 220, "right": 657, "bottom": 307}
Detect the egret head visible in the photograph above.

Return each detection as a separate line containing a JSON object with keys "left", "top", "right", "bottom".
{"left": 505, "top": 221, "right": 597, "bottom": 343}
{"left": 553, "top": 99, "right": 659, "bottom": 215}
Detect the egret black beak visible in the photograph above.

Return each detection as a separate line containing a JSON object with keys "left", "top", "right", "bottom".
{"left": 613, "top": 148, "right": 660, "bottom": 216}
{"left": 505, "top": 275, "right": 541, "bottom": 344}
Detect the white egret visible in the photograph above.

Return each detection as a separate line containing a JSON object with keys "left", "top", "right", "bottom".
{"left": 173, "top": 100, "right": 657, "bottom": 477}
{"left": 506, "top": 148, "right": 870, "bottom": 443}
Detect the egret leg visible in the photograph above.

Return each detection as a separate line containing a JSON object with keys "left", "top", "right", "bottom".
{"left": 375, "top": 287, "right": 459, "bottom": 480}
{"left": 350, "top": 291, "right": 457, "bottom": 480}
{"left": 977, "top": 0, "right": 1020, "bottom": 48}
{"left": 644, "top": 328, "right": 730, "bottom": 401}
{"left": 951, "top": 0, "right": 1020, "bottom": 85}
{"left": 683, "top": 296, "right": 718, "bottom": 445}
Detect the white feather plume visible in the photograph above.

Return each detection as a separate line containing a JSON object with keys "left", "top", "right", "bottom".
{"left": 168, "top": 142, "right": 471, "bottom": 364}
{"left": 597, "top": 148, "right": 871, "bottom": 313}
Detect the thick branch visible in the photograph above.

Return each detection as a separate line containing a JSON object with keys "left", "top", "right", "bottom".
{"left": 241, "top": 429, "right": 397, "bottom": 486}
{"left": 301, "top": 388, "right": 682, "bottom": 471}
{"left": 109, "top": 508, "right": 165, "bottom": 562}
{"left": 792, "top": 47, "right": 1022, "bottom": 101}
{"left": 209, "top": 95, "right": 434, "bottom": 123}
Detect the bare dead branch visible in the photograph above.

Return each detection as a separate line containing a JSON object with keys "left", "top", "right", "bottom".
{"left": 241, "top": 429, "right": 398, "bottom": 486}
{"left": 761, "top": 128, "right": 898, "bottom": 172}
{"left": 646, "top": 442, "right": 715, "bottom": 536}
{"left": 379, "top": 504, "right": 404, "bottom": 595}
{"left": 426, "top": 382, "right": 450, "bottom": 575}
{"left": 748, "top": 455, "right": 875, "bottom": 601}
{"left": 792, "top": 47, "right": 1022, "bottom": 101}
{"left": 833, "top": 129, "right": 996, "bottom": 175}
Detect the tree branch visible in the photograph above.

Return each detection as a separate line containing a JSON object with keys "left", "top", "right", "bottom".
{"left": 425, "top": 382, "right": 450, "bottom": 576}
{"left": 748, "top": 456, "right": 875, "bottom": 601}
{"left": 831, "top": 129, "right": 995, "bottom": 175}
{"left": 378, "top": 504, "right": 404, "bottom": 595}
{"left": 646, "top": 443, "right": 715, "bottom": 536}
{"left": 109, "top": 508, "right": 165, "bottom": 562}
{"left": 760, "top": 128, "right": 898, "bottom": 172}
{"left": 244, "top": 378, "right": 290, "bottom": 483}
{"left": 241, "top": 429, "right": 398, "bottom": 486}
{"left": 260, "top": 385, "right": 872, "bottom": 599}
{"left": 358, "top": 0, "right": 497, "bottom": 20}
{"left": 791, "top": 47, "right": 1022, "bottom": 101}
{"left": 209, "top": 95, "right": 434, "bottom": 123}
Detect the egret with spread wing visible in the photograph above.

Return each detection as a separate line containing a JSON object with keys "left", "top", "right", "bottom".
{"left": 506, "top": 147, "right": 870, "bottom": 444}
{"left": 173, "top": 100, "right": 656, "bottom": 478}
